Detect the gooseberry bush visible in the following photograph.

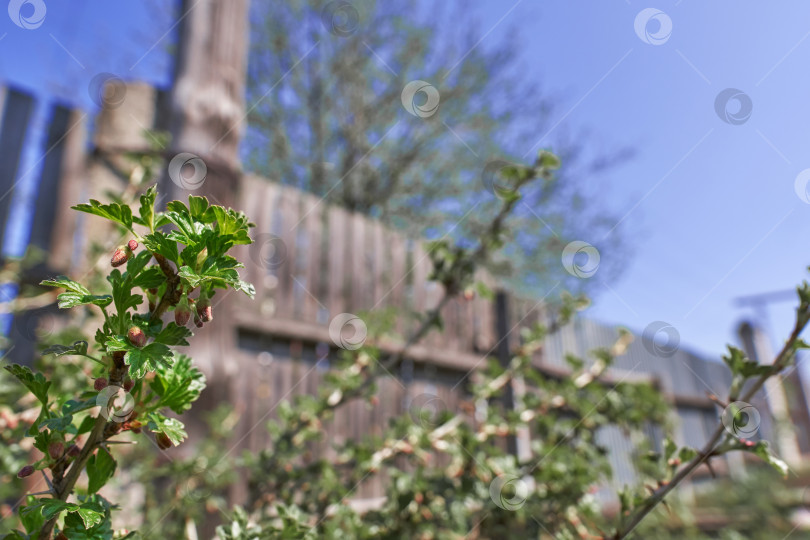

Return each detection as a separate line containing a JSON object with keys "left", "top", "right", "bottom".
{"left": 2, "top": 151, "right": 808, "bottom": 539}
{"left": 3, "top": 186, "right": 255, "bottom": 539}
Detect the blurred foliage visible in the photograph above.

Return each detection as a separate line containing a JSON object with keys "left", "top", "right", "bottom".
{"left": 245, "top": 0, "right": 630, "bottom": 297}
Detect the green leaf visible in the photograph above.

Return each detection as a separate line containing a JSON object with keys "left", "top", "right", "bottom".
{"left": 104, "top": 335, "right": 130, "bottom": 353}
{"left": 723, "top": 346, "right": 772, "bottom": 378}
{"left": 678, "top": 447, "right": 697, "bottom": 462}
{"left": 151, "top": 355, "right": 206, "bottom": 413}
{"left": 125, "top": 343, "right": 173, "bottom": 379}
{"left": 147, "top": 412, "right": 187, "bottom": 446}
{"left": 107, "top": 270, "right": 143, "bottom": 315}
{"left": 538, "top": 150, "right": 561, "bottom": 170}
{"left": 136, "top": 184, "right": 157, "bottom": 232}
{"left": 43, "top": 340, "right": 89, "bottom": 357}
{"left": 54, "top": 292, "right": 113, "bottom": 309}
{"left": 142, "top": 231, "right": 180, "bottom": 263}
{"left": 86, "top": 447, "right": 117, "bottom": 494}
{"left": 41, "top": 276, "right": 90, "bottom": 295}
{"left": 72, "top": 200, "right": 133, "bottom": 232}
{"left": 39, "top": 415, "right": 74, "bottom": 433}
{"left": 62, "top": 398, "right": 96, "bottom": 416}
{"left": 19, "top": 496, "right": 45, "bottom": 534}
{"left": 154, "top": 322, "right": 192, "bottom": 346}
{"left": 4, "top": 364, "right": 50, "bottom": 405}
{"left": 131, "top": 266, "right": 166, "bottom": 289}
{"left": 751, "top": 441, "right": 789, "bottom": 477}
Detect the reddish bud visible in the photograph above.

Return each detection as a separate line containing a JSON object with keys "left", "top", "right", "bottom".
{"left": 193, "top": 314, "right": 204, "bottom": 328}
{"left": 123, "top": 378, "right": 135, "bottom": 393}
{"left": 156, "top": 433, "right": 172, "bottom": 450}
{"left": 48, "top": 442, "right": 64, "bottom": 460}
{"left": 128, "top": 326, "right": 147, "bottom": 348}
{"left": 17, "top": 465, "right": 34, "bottom": 478}
{"left": 94, "top": 377, "right": 108, "bottom": 391}
{"left": 127, "top": 239, "right": 139, "bottom": 251}
{"left": 196, "top": 299, "right": 213, "bottom": 323}
{"left": 175, "top": 296, "right": 191, "bottom": 326}
{"left": 110, "top": 247, "right": 129, "bottom": 267}
{"left": 66, "top": 444, "right": 80, "bottom": 457}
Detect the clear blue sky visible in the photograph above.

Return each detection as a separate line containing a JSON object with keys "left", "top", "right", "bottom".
{"left": 2, "top": 1, "right": 809, "bottom": 362}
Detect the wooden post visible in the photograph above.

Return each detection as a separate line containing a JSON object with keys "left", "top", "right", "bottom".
{"left": 494, "top": 290, "right": 518, "bottom": 456}
{"left": 162, "top": 0, "right": 249, "bottom": 208}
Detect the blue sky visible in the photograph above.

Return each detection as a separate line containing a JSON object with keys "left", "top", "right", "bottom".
{"left": 2, "top": 1, "right": 810, "bottom": 363}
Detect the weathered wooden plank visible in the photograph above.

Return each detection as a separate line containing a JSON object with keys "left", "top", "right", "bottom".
{"left": 326, "top": 205, "right": 348, "bottom": 323}
{"left": 350, "top": 211, "right": 366, "bottom": 313}
{"left": 276, "top": 186, "right": 299, "bottom": 319}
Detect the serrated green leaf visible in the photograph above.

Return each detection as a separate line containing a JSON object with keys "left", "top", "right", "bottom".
{"left": 132, "top": 266, "right": 166, "bottom": 289}
{"left": 137, "top": 185, "right": 157, "bottom": 232}
{"left": 147, "top": 413, "right": 187, "bottom": 446}
{"left": 151, "top": 355, "right": 206, "bottom": 414}
{"left": 41, "top": 276, "right": 90, "bottom": 295}
{"left": 154, "top": 323, "right": 192, "bottom": 346}
{"left": 86, "top": 447, "right": 116, "bottom": 495}
{"left": 142, "top": 231, "right": 179, "bottom": 263}
{"left": 72, "top": 200, "right": 133, "bottom": 231}
{"left": 4, "top": 364, "right": 50, "bottom": 405}
{"left": 125, "top": 343, "right": 173, "bottom": 379}
{"left": 107, "top": 270, "right": 143, "bottom": 315}
{"left": 54, "top": 291, "right": 113, "bottom": 309}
